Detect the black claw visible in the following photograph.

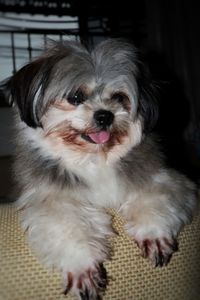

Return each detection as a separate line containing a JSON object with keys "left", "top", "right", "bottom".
{"left": 79, "top": 265, "right": 107, "bottom": 300}
{"left": 80, "top": 292, "right": 89, "bottom": 300}
{"left": 155, "top": 253, "right": 164, "bottom": 267}
{"left": 172, "top": 241, "right": 178, "bottom": 252}
{"left": 164, "top": 238, "right": 179, "bottom": 253}
{"left": 155, "top": 252, "right": 174, "bottom": 267}
{"left": 97, "top": 279, "right": 107, "bottom": 289}
{"left": 80, "top": 287, "right": 90, "bottom": 300}
{"left": 164, "top": 253, "right": 172, "bottom": 265}
{"left": 99, "top": 264, "right": 108, "bottom": 283}
{"left": 95, "top": 264, "right": 108, "bottom": 290}
{"left": 80, "top": 290, "right": 102, "bottom": 300}
{"left": 63, "top": 286, "right": 70, "bottom": 295}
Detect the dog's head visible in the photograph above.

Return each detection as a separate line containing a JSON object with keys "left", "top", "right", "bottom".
{"left": 7, "top": 39, "right": 158, "bottom": 161}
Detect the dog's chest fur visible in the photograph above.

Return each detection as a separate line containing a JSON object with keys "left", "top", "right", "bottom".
{"left": 18, "top": 124, "right": 126, "bottom": 208}
{"left": 70, "top": 159, "right": 126, "bottom": 208}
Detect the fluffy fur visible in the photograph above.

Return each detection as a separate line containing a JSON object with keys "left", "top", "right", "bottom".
{"left": 7, "top": 39, "right": 197, "bottom": 300}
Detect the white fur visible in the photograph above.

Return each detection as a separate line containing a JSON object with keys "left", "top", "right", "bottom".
{"left": 12, "top": 39, "right": 197, "bottom": 299}
{"left": 18, "top": 121, "right": 196, "bottom": 265}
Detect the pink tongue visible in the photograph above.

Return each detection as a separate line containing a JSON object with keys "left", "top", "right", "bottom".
{"left": 88, "top": 131, "right": 110, "bottom": 144}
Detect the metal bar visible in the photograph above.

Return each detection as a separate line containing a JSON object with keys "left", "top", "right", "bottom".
{"left": 27, "top": 32, "right": 32, "bottom": 60}
{"left": 0, "top": 29, "right": 115, "bottom": 37}
{"left": 0, "top": 29, "right": 80, "bottom": 35}
{"left": 10, "top": 32, "right": 16, "bottom": 74}
{"left": 43, "top": 33, "right": 47, "bottom": 50}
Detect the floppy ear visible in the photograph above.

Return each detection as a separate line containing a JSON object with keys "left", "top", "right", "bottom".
{"left": 136, "top": 61, "right": 159, "bottom": 133}
{"left": 8, "top": 59, "right": 47, "bottom": 128}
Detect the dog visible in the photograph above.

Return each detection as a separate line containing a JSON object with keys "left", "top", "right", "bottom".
{"left": 6, "top": 38, "right": 197, "bottom": 300}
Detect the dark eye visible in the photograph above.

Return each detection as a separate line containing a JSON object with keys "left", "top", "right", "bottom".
{"left": 68, "top": 90, "right": 85, "bottom": 106}
{"left": 111, "top": 93, "right": 125, "bottom": 102}
{"left": 111, "top": 92, "right": 131, "bottom": 111}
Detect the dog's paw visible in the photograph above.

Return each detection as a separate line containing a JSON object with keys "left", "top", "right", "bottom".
{"left": 63, "top": 263, "right": 107, "bottom": 300}
{"left": 135, "top": 236, "right": 178, "bottom": 267}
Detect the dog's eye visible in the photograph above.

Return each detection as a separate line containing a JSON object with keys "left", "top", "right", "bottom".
{"left": 68, "top": 90, "right": 85, "bottom": 106}
{"left": 111, "top": 92, "right": 131, "bottom": 111}
{"left": 111, "top": 93, "right": 125, "bottom": 103}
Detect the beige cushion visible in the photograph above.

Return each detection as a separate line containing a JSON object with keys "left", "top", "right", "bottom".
{"left": 0, "top": 204, "right": 200, "bottom": 300}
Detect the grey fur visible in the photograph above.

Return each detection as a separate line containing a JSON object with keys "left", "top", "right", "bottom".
{"left": 9, "top": 39, "right": 157, "bottom": 129}
{"left": 7, "top": 39, "right": 198, "bottom": 300}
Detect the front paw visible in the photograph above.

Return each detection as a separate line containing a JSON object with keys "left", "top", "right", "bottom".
{"left": 64, "top": 263, "right": 107, "bottom": 300}
{"left": 135, "top": 236, "right": 178, "bottom": 267}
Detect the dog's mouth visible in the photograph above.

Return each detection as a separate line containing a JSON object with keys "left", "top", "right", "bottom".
{"left": 81, "top": 131, "right": 111, "bottom": 144}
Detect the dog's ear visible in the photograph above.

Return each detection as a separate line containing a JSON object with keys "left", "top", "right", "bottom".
{"left": 5, "top": 41, "right": 88, "bottom": 128}
{"left": 136, "top": 61, "right": 159, "bottom": 133}
{"left": 7, "top": 58, "right": 48, "bottom": 128}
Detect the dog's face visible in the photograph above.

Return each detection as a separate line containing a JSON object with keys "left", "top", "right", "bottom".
{"left": 8, "top": 39, "right": 158, "bottom": 161}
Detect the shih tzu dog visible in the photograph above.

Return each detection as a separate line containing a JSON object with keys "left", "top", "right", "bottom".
{"left": 6, "top": 38, "right": 197, "bottom": 300}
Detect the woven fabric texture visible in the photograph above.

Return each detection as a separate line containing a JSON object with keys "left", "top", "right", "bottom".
{"left": 0, "top": 204, "right": 200, "bottom": 300}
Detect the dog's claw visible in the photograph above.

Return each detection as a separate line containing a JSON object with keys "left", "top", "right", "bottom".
{"left": 64, "top": 264, "right": 107, "bottom": 300}
{"left": 80, "top": 288, "right": 90, "bottom": 300}
{"left": 95, "top": 264, "right": 108, "bottom": 289}
{"left": 155, "top": 253, "right": 165, "bottom": 267}
{"left": 63, "top": 272, "right": 73, "bottom": 295}
{"left": 135, "top": 237, "right": 178, "bottom": 267}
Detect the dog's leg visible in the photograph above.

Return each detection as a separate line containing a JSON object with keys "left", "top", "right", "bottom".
{"left": 119, "top": 170, "right": 197, "bottom": 266}
{"left": 19, "top": 196, "right": 112, "bottom": 300}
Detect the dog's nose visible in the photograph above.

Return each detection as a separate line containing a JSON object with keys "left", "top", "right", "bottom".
{"left": 94, "top": 110, "right": 114, "bottom": 128}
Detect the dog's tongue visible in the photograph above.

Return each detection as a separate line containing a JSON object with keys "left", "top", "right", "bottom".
{"left": 88, "top": 131, "right": 110, "bottom": 144}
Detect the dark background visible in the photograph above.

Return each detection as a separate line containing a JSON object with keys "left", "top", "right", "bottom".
{"left": 0, "top": 0, "right": 200, "bottom": 199}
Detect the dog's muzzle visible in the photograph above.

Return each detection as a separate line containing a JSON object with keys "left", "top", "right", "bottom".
{"left": 81, "top": 110, "right": 114, "bottom": 144}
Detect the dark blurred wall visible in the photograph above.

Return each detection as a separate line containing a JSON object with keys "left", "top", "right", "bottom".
{"left": 145, "top": 0, "right": 200, "bottom": 123}
{"left": 144, "top": 0, "right": 200, "bottom": 177}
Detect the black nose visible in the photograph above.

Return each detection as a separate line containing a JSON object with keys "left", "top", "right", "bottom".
{"left": 94, "top": 109, "right": 114, "bottom": 128}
